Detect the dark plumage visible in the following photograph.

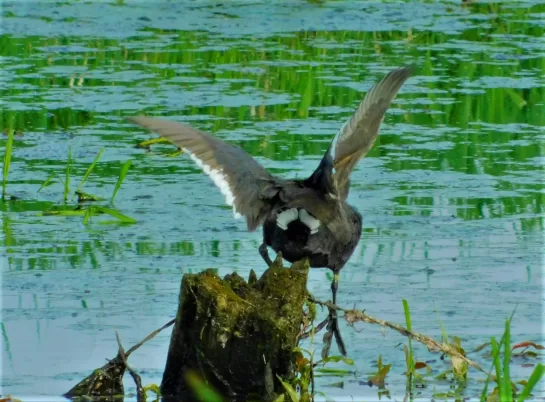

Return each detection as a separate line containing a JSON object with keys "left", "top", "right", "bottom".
{"left": 128, "top": 66, "right": 413, "bottom": 357}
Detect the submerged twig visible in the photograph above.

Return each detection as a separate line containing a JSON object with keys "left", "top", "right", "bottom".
{"left": 307, "top": 296, "right": 486, "bottom": 374}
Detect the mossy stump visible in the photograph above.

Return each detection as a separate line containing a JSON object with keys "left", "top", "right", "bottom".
{"left": 161, "top": 257, "right": 310, "bottom": 401}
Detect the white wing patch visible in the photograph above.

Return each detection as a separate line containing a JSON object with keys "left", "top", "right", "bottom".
{"left": 298, "top": 209, "right": 320, "bottom": 234}
{"left": 276, "top": 208, "right": 321, "bottom": 235}
{"left": 184, "top": 148, "right": 242, "bottom": 219}
{"left": 276, "top": 208, "right": 299, "bottom": 230}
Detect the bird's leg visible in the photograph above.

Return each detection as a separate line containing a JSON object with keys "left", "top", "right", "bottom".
{"left": 259, "top": 243, "right": 273, "bottom": 267}
{"left": 319, "top": 272, "right": 347, "bottom": 358}
{"left": 331, "top": 272, "right": 338, "bottom": 305}
{"left": 301, "top": 272, "right": 347, "bottom": 357}
{"left": 328, "top": 272, "right": 347, "bottom": 356}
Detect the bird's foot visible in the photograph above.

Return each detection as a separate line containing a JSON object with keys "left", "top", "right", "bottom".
{"left": 321, "top": 310, "right": 347, "bottom": 359}
{"left": 299, "top": 303, "right": 347, "bottom": 358}
{"left": 299, "top": 292, "right": 327, "bottom": 339}
{"left": 300, "top": 316, "right": 329, "bottom": 339}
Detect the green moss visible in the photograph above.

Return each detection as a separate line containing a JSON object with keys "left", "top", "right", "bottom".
{"left": 162, "top": 259, "right": 310, "bottom": 400}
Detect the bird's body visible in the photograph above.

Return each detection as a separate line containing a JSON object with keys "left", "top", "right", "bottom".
{"left": 260, "top": 185, "right": 363, "bottom": 273}
{"left": 128, "top": 66, "right": 413, "bottom": 357}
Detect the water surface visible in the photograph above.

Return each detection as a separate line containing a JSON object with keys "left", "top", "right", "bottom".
{"left": 1, "top": 1, "right": 544, "bottom": 400}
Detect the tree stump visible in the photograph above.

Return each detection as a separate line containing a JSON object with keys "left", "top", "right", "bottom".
{"left": 161, "top": 256, "right": 309, "bottom": 401}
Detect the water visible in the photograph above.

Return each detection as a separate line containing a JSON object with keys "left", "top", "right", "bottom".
{"left": 1, "top": 1, "right": 544, "bottom": 400}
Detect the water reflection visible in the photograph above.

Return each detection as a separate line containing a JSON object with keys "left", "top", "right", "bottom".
{"left": 1, "top": 0, "right": 544, "bottom": 399}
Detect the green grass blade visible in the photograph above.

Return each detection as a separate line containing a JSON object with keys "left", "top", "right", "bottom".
{"left": 64, "top": 146, "right": 72, "bottom": 203}
{"left": 83, "top": 206, "right": 93, "bottom": 224}
{"left": 277, "top": 374, "right": 299, "bottom": 402}
{"left": 2, "top": 128, "right": 14, "bottom": 199}
{"left": 110, "top": 159, "right": 132, "bottom": 204}
{"left": 402, "top": 299, "right": 413, "bottom": 332}
{"left": 93, "top": 205, "right": 136, "bottom": 224}
{"left": 42, "top": 210, "right": 86, "bottom": 217}
{"left": 434, "top": 309, "right": 449, "bottom": 344}
{"left": 38, "top": 173, "right": 59, "bottom": 193}
{"left": 517, "top": 363, "right": 544, "bottom": 402}
{"left": 314, "top": 368, "right": 354, "bottom": 377}
{"left": 320, "top": 356, "right": 354, "bottom": 365}
{"left": 402, "top": 299, "right": 415, "bottom": 376}
{"left": 185, "top": 371, "right": 223, "bottom": 402}
{"left": 74, "top": 147, "right": 105, "bottom": 198}
{"left": 502, "top": 318, "right": 512, "bottom": 401}
{"left": 481, "top": 310, "right": 518, "bottom": 402}
{"left": 480, "top": 356, "right": 494, "bottom": 400}
{"left": 490, "top": 338, "right": 503, "bottom": 398}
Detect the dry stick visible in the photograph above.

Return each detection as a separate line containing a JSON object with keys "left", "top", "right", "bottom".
{"left": 125, "top": 318, "right": 176, "bottom": 357}
{"left": 116, "top": 331, "right": 145, "bottom": 402}
{"left": 309, "top": 297, "right": 486, "bottom": 374}
{"left": 108, "top": 319, "right": 175, "bottom": 400}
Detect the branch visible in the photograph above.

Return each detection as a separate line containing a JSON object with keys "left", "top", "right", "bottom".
{"left": 126, "top": 318, "right": 175, "bottom": 357}
{"left": 308, "top": 296, "right": 486, "bottom": 374}
{"left": 116, "top": 331, "right": 145, "bottom": 402}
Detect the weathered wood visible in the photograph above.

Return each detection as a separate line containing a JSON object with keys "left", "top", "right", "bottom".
{"left": 161, "top": 256, "right": 310, "bottom": 401}
{"left": 63, "top": 352, "right": 125, "bottom": 400}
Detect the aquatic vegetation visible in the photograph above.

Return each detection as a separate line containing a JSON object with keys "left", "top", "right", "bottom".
{"left": 110, "top": 159, "right": 131, "bottom": 204}
{"left": 296, "top": 299, "right": 545, "bottom": 401}
{"left": 279, "top": 347, "right": 354, "bottom": 402}
{"left": 402, "top": 298, "right": 416, "bottom": 390}
{"left": 516, "top": 364, "right": 545, "bottom": 402}
{"left": 35, "top": 147, "right": 136, "bottom": 224}
{"left": 74, "top": 147, "right": 105, "bottom": 198}
{"left": 82, "top": 205, "right": 136, "bottom": 225}
{"left": 479, "top": 314, "right": 545, "bottom": 402}
{"left": 2, "top": 128, "right": 14, "bottom": 200}
{"left": 63, "top": 146, "right": 72, "bottom": 203}
{"left": 185, "top": 371, "right": 223, "bottom": 402}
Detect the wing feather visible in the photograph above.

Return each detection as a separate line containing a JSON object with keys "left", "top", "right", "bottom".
{"left": 128, "top": 116, "right": 278, "bottom": 231}
{"left": 328, "top": 66, "right": 413, "bottom": 199}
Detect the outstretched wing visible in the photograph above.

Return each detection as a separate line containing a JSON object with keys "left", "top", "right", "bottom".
{"left": 128, "top": 116, "right": 278, "bottom": 231}
{"left": 328, "top": 66, "right": 413, "bottom": 199}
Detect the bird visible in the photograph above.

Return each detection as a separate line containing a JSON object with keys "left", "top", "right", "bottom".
{"left": 128, "top": 66, "right": 413, "bottom": 357}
